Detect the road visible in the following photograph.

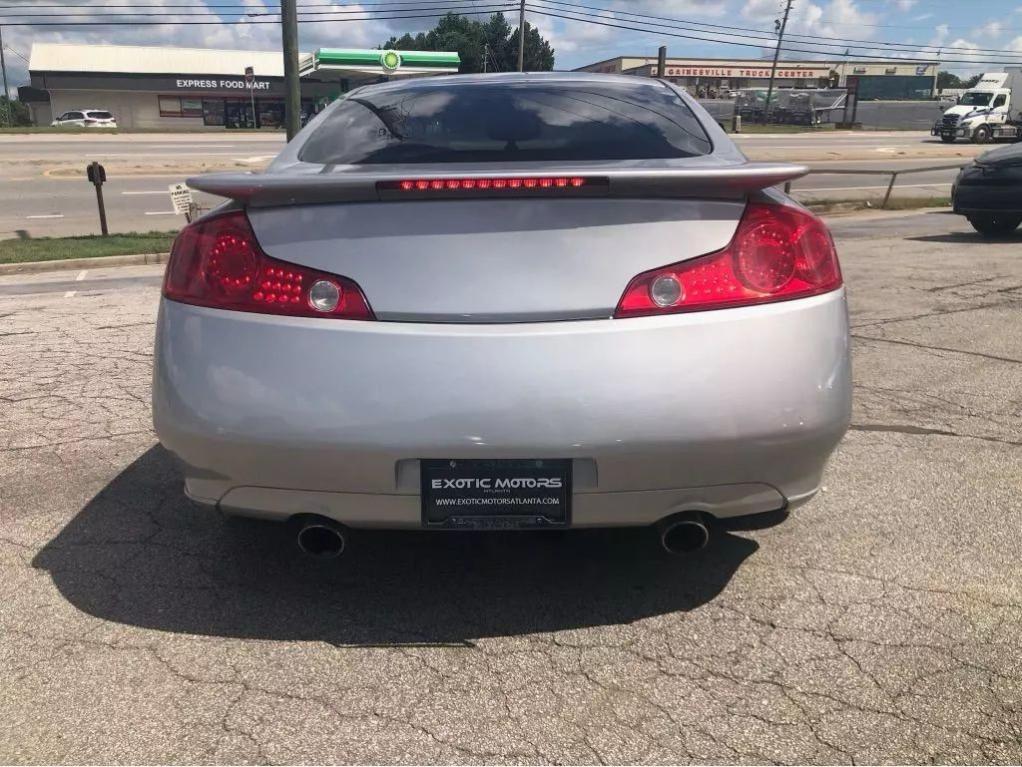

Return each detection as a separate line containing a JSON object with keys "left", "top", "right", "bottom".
{"left": 0, "top": 131, "right": 989, "bottom": 239}
{"left": 1, "top": 210, "right": 1020, "bottom": 763}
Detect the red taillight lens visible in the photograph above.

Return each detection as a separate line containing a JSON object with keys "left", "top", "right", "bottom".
{"left": 163, "top": 210, "right": 374, "bottom": 320}
{"left": 614, "top": 201, "right": 841, "bottom": 318}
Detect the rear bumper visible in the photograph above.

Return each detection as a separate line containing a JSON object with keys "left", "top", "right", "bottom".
{"left": 153, "top": 290, "right": 851, "bottom": 527}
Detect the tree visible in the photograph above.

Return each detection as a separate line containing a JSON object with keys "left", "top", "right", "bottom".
{"left": 0, "top": 97, "right": 31, "bottom": 127}
{"left": 383, "top": 12, "right": 554, "bottom": 73}
{"left": 964, "top": 74, "right": 983, "bottom": 88}
{"left": 507, "top": 22, "right": 556, "bottom": 72}
{"left": 936, "top": 71, "right": 962, "bottom": 91}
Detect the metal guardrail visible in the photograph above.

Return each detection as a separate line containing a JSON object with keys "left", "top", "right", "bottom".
{"left": 784, "top": 162, "right": 966, "bottom": 208}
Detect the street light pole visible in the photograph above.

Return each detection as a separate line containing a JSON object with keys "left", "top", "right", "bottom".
{"left": 280, "top": 0, "right": 301, "bottom": 140}
{"left": 762, "top": 0, "right": 793, "bottom": 124}
{"left": 517, "top": 0, "right": 526, "bottom": 72}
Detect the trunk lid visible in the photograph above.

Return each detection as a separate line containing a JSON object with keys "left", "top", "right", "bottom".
{"left": 246, "top": 196, "right": 746, "bottom": 323}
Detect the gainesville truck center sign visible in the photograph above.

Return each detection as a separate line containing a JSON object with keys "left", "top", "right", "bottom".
{"left": 653, "top": 66, "right": 832, "bottom": 79}
{"left": 175, "top": 78, "right": 272, "bottom": 90}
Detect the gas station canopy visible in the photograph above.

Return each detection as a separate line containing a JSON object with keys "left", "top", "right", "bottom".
{"left": 299, "top": 48, "right": 461, "bottom": 81}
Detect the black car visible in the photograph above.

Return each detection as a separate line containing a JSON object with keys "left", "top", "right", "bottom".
{"left": 953, "top": 143, "right": 1022, "bottom": 237}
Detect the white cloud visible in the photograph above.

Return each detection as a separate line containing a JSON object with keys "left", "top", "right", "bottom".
{"left": 894, "top": 0, "right": 917, "bottom": 11}
{"left": 741, "top": 0, "right": 878, "bottom": 42}
{"left": 928, "top": 23, "right": 950, "bottom": 47}
{"left": 969, "top": 20, "right": 1004, "bottom": 39}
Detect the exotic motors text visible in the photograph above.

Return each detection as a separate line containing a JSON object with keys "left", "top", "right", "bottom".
{"left": 430, "top": 477, "right": 563, "bottom": 490}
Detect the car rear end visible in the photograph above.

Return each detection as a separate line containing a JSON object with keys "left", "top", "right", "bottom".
{"left": 83, "top": 110, "right": 117, "bottom": 128}
{"left": 153, "top": 73, "right": 850, "bottom": 535}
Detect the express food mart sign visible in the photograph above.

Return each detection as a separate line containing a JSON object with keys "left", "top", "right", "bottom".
{"left": 175, "top": 78, "right": 273, "bottom": 91}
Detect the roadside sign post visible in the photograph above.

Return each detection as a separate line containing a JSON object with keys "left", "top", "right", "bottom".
{"left": 86, "top": 161, "right": 108, "bottom": 236}
{"left": 245, "top": 66, "right": 256, "bottom": 129}
{"left": 169, "top": 182, "right": 195, "bottom": 222}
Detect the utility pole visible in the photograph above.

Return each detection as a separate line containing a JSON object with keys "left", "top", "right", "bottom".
{"left": 483, "top": 42, "right": 489, "bottom": 73}
{"left": 656, "top": 46, "right": 667, "bottom": 79}
{"left": 280, "top": 0, "right": 301, "bottom": 140}
{"left": 0, "top": 26, "right": 10, "bottom": 128}
{"left": 517, "top": 0, "right": 526, "bottom": 72}
{"left": 245, "top": 66, "right": 257, "bottom": 129}
{"left": 762, "top": 0, "right": 793, "bottom": 124}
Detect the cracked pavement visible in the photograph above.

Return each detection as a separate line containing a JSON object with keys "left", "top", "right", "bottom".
{"left": 1, "top": 210, "right": 1020, "bottom": 764}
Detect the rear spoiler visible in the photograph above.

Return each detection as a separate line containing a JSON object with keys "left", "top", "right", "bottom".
{"left": 188, "top": 163, "right": 808, "bottom": 208}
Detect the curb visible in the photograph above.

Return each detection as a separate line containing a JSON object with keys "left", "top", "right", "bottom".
{"left": 0, "top": 252, "right": 168, "bottom": 276}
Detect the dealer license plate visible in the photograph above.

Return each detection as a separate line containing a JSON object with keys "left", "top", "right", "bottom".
{"left": 420, "top": 459, "right": 572, "bottom": 529}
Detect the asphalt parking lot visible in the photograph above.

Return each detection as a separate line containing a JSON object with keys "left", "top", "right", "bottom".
{"left": 1, "top": 209, "right": 1020, "bottom": 763}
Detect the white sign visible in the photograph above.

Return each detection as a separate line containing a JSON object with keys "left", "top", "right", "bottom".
{"left": 175, "top": 78, "right": 272, "bottom": 91}
{"left": 653, "top": 65, "right": 832, "bottom": 79}
{"left": 169, "top": 183, "right": 194, "bottom": 215}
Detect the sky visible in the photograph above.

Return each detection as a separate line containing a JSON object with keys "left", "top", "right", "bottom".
{"left": 3, "top": 0, "right": 1022, "bottom": 96}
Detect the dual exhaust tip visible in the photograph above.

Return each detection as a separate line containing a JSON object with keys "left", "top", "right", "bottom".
{"left": 295, "top": 512, "right": 712, "bottom": 559}
{"left": 656, "top": 513, "right": 712, "bottom": 555}
{"left": 296, "top": 517, "right": 347, "bottom": 559}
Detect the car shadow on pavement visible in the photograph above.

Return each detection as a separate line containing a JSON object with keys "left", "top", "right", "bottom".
{"left": 906, "top": 231, "right": 1022, "bottom": 245}
{"left": 33, "top": 445, "right": 770, "bottom": 646}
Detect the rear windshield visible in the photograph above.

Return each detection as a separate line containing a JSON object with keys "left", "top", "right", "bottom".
{"left": 87, "top": 111, "right": 113, "bottom": 119}
{"left": 299, "top": 81, "right": 712, "bottom": 165}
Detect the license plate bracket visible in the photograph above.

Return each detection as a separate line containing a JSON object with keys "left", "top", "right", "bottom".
{"left": 420, "top": 459, "right": 572, "bottom": 530}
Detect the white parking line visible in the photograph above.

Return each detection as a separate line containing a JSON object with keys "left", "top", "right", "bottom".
{"left": 144, "top": 211, "right": 177, "bottom": 216}
{"left": 26, "top": 214, "right": 64, "bottom": 219}
{"left": 63, "top": 291, "right": 76, "bottom": 298}
{"left": 121, "top": 190, "right": 168, "bottom": 196}
{"left": 76, "top": 270, "right": 87, "bottom": 281}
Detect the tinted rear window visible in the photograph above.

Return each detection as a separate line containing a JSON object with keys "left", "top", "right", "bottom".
{"left": 87, "top": 111, "right": 113, "bottom": 119}
{"left": 299, "top": 81, "right": 712, "bottom": 165}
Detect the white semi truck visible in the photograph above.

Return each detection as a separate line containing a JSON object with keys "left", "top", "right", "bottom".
{"left": 932, "top": 68, "right": 1022, "bottom": 144}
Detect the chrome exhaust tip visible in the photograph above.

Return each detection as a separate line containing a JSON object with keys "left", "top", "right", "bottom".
{"left": 657, "top": 513, "right": 711, "bottom": 555}
{"left": 296, "top": 518, "right": 347, "bottom": 559}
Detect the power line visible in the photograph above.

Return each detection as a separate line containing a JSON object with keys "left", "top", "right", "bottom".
{"left": 525, "top": 6, "right": 1022, "bottom": 65}
{"left": 0, "top": 0, "right": 515, "bottom": 16}
{"left": 531, "top": 0, "right": 1022, "bottom": 59}
{"left": 0, "top": 5, "right": 517, "bottom": 25}
{"left": 0, "top": 0, "right": 497, "bottom": 7}
{"left": 2, "top": 43, "right": 28, "bottom": 63}
{"left": 525, "top": 2, "right": 1022, "bottom": 63}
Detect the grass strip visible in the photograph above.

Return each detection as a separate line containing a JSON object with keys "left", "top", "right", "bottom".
{"left": 0, "top": 231, "right": 175, "bottom": 264}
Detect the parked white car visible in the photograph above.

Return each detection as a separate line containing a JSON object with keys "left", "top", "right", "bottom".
{"left": 51, "top": 109, "right": 117, "bottom": 128}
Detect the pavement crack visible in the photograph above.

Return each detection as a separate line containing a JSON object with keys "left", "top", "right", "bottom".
{"left": 852, "top": 333, "right": 1022, "bottom": 365}
{"left": 849, "top": 422, "right": 1021, "bottom": 447}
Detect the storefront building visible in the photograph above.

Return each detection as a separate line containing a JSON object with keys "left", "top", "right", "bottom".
{"left": 22, "top": 43, "right": 459, "bottom": 129}
{"left": 575, "top": 56, "right": 939, "bottom": 99}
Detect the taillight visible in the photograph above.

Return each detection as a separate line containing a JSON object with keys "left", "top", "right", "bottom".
{"left": 163, "top": 210, "right": 374, "bottom": 320}
{"left": 614, "top": 201, "right": 841, "bottom": 318}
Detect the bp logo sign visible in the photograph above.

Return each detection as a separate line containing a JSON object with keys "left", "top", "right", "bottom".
{"left": 380, "top": 50, "right": 402, "bottom": 72}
